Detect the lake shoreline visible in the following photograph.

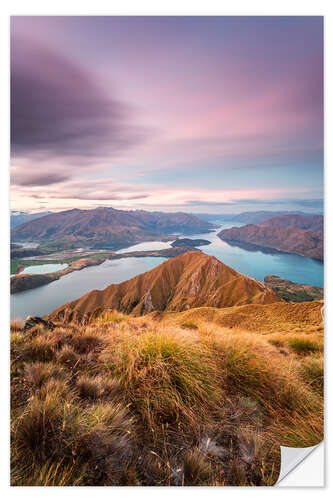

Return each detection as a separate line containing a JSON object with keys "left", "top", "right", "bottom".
{"left": 11, "top": 246, "right": 197, "bottom": 294}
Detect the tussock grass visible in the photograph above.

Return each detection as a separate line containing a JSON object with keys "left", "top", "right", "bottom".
{"left": 100, "top": 328, "right": 223, "bottom": 433}
{"left": 76, "top": 375, "right": 101, "bottom": 399}
{"left": 183, "top": 449, "right": 211, "bottom": 485}
{"left": 10, "top": 318, "right": 24, "bottom": 332}
{"left": 56, "top": 345, "right": 80, "bottom": 367}
{"left": 24, "top": 362, "right": 64, "bottom": 390}
{"left": 20, "top": 336, "right": 55, "bottom": 363}
{"left": 287, "top": 337, "right": 323, "bottom": 355}
{"left": 181, "top": 321, "right": 198, "bottom": 330}
{"left": 297, "top": 356, "right": 324, "bottom": 394}
{"left": 11, "top": 308, "right": 323, "bottom": 486}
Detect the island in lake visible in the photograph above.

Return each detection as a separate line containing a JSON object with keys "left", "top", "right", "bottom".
{"left": 171, "top": 238, "right": 211, "bottom": 247}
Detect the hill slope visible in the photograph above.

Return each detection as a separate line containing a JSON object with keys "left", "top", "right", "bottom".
{"left": 219, "top": 215, "right": 323, "bottom": 261}
{"left": 264, "top": 275, "right": 324, "bottom": 303}
{"left": 10, "top": 210, "right": 53, "bottom": 228}
{"left": 11, "top": 301, "right": 323, "bottom": 486}
{"left": 50, "top": 251, "right": 281, "bottom": 322}
{"left": 194, "top": 211, "right": 312, "bottom": 224}
{"left": 164, "top": 299, "right": 323, "bottom": 335}
{"left": 261, "top": 214, "right": 323, "bottom": 233}
{"left": 11, "top": 207, "right": 215, "bottom": 247}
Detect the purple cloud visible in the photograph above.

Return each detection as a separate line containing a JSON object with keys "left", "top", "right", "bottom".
{"left": 11, "top": 36, "right": 145, "bottom": 164}
{"left": 14, "top": 172, "right": 70, "bottom": 186}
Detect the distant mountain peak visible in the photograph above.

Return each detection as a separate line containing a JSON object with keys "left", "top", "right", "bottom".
{"left": 11, "top": 207, "right": 216, "bottom": 247}
{"left": 219, "top": 214, "right": 323, "bottom": 260}
{"left": 50, "top": 251, "right": 281, "bottom": 323}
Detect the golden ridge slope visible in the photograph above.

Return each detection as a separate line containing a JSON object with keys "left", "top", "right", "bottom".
{"left": 50, "top": 251, "right": 281, "bottom": 322}
{"left": 158, "top": 300, "right": 323, "bottom": 335}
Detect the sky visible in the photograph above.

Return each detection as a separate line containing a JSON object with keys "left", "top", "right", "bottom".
{"left": 10, "top": 16, "right": 323, "bottom": 214}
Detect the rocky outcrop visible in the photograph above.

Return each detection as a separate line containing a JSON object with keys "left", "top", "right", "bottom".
{"left": 24, "top": 316, "right": 56, "bottom": 331}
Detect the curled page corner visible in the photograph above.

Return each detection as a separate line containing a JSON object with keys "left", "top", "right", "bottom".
{"left": 276, "top": 442, "right": 323, "bottom": 485}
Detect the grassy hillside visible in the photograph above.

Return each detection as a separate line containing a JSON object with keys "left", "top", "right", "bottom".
{"left": 11, "top": 304, "right": 323, "bottom": 486}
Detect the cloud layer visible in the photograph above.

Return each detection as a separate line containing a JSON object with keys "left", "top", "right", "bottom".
{"left": 10, "top": 17, "right": 323, "bottom": 213}
{"left": 11, "top": 36, "right": 145, "bottom": 171}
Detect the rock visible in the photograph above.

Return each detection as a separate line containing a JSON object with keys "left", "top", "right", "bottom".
{"left": 199, "top": 437, "right": 229, "bottom": 458}
{"left": 24, "top": 316, "right": 56, "bottom": 332}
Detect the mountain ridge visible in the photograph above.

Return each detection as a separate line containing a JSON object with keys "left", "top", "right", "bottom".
{"left": 11, "top": 207, "right": 215, "bottom": 247}
{"left": 194, "top": 210, "right": 320, "bottom": 224}
{"left": 49, "top": 251, "right": 281, "bottom": 322}
{"left": 219, "top": 214, "right": 323, "bottom": 260}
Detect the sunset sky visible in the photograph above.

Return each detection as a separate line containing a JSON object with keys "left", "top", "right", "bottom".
{"left": 11, "top": 16, "right": 323, "bottom": 214}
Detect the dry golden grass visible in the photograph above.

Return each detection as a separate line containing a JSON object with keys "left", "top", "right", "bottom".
{"left": 10, "top": 318, "right": 24, "bottom": 332}
{"left": 11, "top": 305, "right": 324, "bottom": 486}
{"left": 161, "top": 300, "right": 323, "bottom": 335}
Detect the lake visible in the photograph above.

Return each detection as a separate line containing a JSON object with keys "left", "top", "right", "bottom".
{"left": 11, "top": 256, "right": 166, "bottom": 319}
{"left": 184, "top": 224, "right": 324, "bottom": 287}
{"left": 19, "top": 263, "right": 68, "bottom": 275}
{"left": 116, "top": 240, "right": 172, "bottom": 253}
{"left": 11, "top": 223, "right": 324, "bottom": 319}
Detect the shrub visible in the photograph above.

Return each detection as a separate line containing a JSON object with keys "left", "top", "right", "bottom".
{"left": 287, "top": 337, "right": 323, "bottom": 355}
{"left": 181, "top": 321, "right": 198, "bottom": 330}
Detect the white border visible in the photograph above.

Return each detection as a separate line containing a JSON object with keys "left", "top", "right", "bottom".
{"left": 1, "top": 1, "right": 332, "bottom": 497}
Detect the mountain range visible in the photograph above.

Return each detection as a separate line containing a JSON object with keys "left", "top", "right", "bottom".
{"left": 260, "top": 214, "right": 323, "bottom": 232}
{"left": 194, "top": 210, "right": 318, "bottom": 224}
{"left": 10, "top": 210, "right": 53, "bottom": 228}
{"left": 11, "top": 207, "right": 215, "bottom": 248}
{"left": 50, "top": 251, "right": 281, "bottom": 322}
{"left": 219, "top": 214, "right": 323, "bottom": 261}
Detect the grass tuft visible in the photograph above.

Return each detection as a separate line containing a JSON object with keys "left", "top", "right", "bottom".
{"left": 181, "top": 321, "right": 198, "bottom": 330}
{"left": 287, "top": 337, "right": 323, "bottom": 355}
{"left": 183, "top": 449, "right": 211, "bottom": 485}
{"left": 298, "top": 356, "right": 324, "bottom": 394}
{"left": 11, "top": 307, "right": 323, "bottom": 486}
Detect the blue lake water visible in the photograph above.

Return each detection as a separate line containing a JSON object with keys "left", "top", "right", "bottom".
{"left": 19, "top": 263, "right": 68, "bottom": 275}
{"left": 11, "top": 222, "right": 323, "bottom": 320}
{"left": 116, "top": 240, "right": 172, "bottom": 253}
{"left": 187, "top": 224, "right": 324, "bottom": 288}
{"left": 11, "top": 257, "right": 166, "bottom": 319}
{"left": 14, "top": 242, "right": 39, "bottom": 248}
